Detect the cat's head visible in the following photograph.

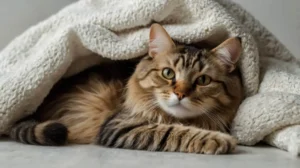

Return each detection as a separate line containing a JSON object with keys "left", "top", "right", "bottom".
{"left": 128, "top": 24, "right": 243, "bottom": 120}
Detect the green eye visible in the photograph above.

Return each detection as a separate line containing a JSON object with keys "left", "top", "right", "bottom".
{"left": 197, "top": 75, "right": 212, "bottom": 86}
{"left": 162, "top": 68, "right": 175, "bottom": 80}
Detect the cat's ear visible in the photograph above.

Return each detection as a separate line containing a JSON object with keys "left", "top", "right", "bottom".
{"left": 149, "top": 24, "right": 175, "bottom": 57}
{"left": 211, "top": 37, "right": 242, "bottom": 72}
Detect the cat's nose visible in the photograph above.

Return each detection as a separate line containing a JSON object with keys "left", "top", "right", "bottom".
{"left": 174, "top": 91, "right": 185, "bottom": 100}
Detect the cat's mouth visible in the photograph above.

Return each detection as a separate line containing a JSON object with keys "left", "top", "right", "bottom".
{"left": 155, "top": 92, "right": 201, "bottom": 118}
{"left": 167, "top": 96, "right": 190, "bottom": 109}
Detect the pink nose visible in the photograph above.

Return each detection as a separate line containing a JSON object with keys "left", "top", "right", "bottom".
{"left": 174, "top": 91, "right": 185, "bottom": 100}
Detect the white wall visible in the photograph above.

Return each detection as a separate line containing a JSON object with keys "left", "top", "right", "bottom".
{"left": 0, "top": 0, "right": 74, "bottom": 49}
{"left": 233, "top": 0, "right": 300, "bottom": 57}
{"left": 0, "top": 0, "right": 299, "bottom": 57}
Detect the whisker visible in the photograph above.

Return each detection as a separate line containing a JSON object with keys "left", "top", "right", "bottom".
{"left": 207, "top": 110, "right": 229, "bottom": 132}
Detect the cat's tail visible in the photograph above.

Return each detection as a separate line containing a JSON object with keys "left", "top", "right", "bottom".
{"left": 9, "top": 120, "right": 68, "bottom": 146}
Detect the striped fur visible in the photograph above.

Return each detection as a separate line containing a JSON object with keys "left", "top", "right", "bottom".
{"left": 10, "top": 120, "right": 67, "bottom": 145}
{"left": 98, "top": 113, "right": 236, "bottom": 154}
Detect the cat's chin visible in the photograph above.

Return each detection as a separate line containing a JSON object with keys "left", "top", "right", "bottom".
{"left": 158, "top": 100, "right": 201, "bottom": 119}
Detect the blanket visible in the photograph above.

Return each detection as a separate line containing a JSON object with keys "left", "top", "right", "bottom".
{"left": 0, "top": 0, "right": 299, "bottom": 156}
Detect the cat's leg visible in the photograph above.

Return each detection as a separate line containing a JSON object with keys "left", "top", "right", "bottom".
{"left": 10, "top": 119, "right": 68, "bottom": 146}
{"left": 97, "top": 120, "right": 236, "bottom": 154}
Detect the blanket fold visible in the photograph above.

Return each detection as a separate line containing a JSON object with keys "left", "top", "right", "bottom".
{"left": 0, "top": 0, "right": 299, "bottom": 156}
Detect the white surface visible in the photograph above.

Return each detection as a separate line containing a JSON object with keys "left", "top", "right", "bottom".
{"left": 0, "top": 0, "right": 299, "bottom": 167}
{"left": 0, "top": 141, "right": 299, "bottom": 168}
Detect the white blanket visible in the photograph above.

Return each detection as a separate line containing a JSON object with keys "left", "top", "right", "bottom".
{"left": 0, "top": 0, "right": 299, "bottom": 155}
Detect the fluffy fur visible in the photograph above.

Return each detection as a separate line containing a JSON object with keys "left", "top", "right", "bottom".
{"left": 9, "top": 24, "right": 243, "bottom": 154}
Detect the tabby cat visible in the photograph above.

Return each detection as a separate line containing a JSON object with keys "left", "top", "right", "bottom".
{"left": 9, "top": 24, "right": 243, "bottom": 154}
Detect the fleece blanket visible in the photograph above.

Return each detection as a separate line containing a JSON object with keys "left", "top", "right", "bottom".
{"left": 0, "top": 0, "right": 299, "bottom": 155}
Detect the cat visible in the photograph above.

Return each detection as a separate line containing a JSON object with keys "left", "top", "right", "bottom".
{"left": 9, "top": 24, "right": 243, "bottom": 154}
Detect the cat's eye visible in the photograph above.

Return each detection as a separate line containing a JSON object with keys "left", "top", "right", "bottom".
{"left": 162, "top": 68, "right": 175, "bottom": 80}
{"left": 196, "top": 75, "right": 212, "bottom": 86}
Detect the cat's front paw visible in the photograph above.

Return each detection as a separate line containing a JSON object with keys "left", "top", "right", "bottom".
{"left": 188, "top": 132, "right": 237, "bottom": 155}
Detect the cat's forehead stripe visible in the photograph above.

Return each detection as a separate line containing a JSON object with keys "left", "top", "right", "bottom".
{"left": 183, "top": 46, "right": 203, "bottom": 70}
{"left": 172, "top": 46, "right": 206, "bottom": 72}
{"left": 173, "top": 54, "right": 185, "bottom": 68}
{"left": 191, "top": 53, "right": 200, "bottom": 68}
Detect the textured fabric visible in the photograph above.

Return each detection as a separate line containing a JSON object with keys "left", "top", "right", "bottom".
{"left": 0, "top": 0, "right": 298, "bottom": 155}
